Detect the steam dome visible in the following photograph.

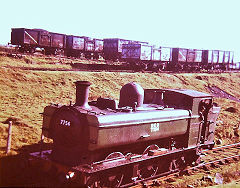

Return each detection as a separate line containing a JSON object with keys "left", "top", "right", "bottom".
{"left": 119, "top": 82, "right": 144, "bottom": 108}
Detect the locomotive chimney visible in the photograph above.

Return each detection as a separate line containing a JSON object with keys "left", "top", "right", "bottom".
{"left": 75, "top": 81, "right": 91, "bottom": 109}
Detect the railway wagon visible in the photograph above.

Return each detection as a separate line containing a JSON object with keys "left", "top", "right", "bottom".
{"left": 203, "top": 50, "right": 234, "bottom": 70}
{"left": 47, "top": 32, "right": 66, "bottom": 55}
{"left": 66, "top": 35, "right": 103, "bottom": 59}
{"left": 30, "top": 81, "right": 220, "bottom": 187}
{"left": 121, "top": 43, "right": 152, "bottom": 62}
{"left": 122, "top": 43, "right": 172, "bottom": 71}
{"left": 122, "top": 44, "right": 235, "bottom": 71}
{"left": 10, "top": 27, "right": 235, "bottom": 71}
{"left": 103, "top": 38, "right": 148, "bottom": 61}
{"left": 11, "top": 28, "right": 66, "bottom": 54}
{"left": 11, "top": 28, "right": 50, "bottom": 53}
{"left": 171, "top": 48, "right": 203, "bottom": 71}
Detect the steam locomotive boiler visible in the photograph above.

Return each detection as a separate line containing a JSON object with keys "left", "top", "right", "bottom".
{"left": 35, "top": 81, "right": 220, "bottom": 187}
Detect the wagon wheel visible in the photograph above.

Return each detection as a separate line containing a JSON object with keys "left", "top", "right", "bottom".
{"left": 138, "top": 145, "right": 159, "bottom": 179}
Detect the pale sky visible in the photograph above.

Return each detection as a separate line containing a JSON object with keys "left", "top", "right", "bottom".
{"left": 1, "top": 0, "right": 240, "bottom": 61}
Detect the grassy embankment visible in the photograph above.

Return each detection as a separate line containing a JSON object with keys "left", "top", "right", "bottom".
{"left": 0, "top": 53, "right": 240, "bottom": 187}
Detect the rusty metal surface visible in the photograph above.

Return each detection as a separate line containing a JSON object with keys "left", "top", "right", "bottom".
{"left": 10, "top": 27, "right": 235, "bottom": 71}
{"left": 152, "top": 48, "right": 161, "bottom": 61}
{"left": 11, "top": 28, "right": 38, "bottom": 45}
{"left": 208, "top": 50, "right": 213, "bottom": 63}
{"left": 229, "top": 51, "right": 234, "bottom": 63}
{"left": 50, "top": 32, "right": 66, "bottom": 48}
{"left": 85, "top": 38, "right": 94, "bottom": 52}
{"left": 118, "top": 39, "right": 131, "bottom": 53}
{"left": 122, "top": 44, "right": 152, "bottom": 61}
{"left": 152, "top": 47, "right": 172, "bottom": 62}
{"left": 218, "top": 51, "right": 224, "bottom": 63}
{"left": 224, "top": 51, "right": 230, "bottom": 63}
{"left": 212, "top": 50, "right": 219, "bottom": 63}
{"left": 140, "top": 45, "right": 152, "bottom": 60}
{"left": 178, "top": 48, "right": 188, "bottom": 62}
{"left": 94, "top": 39, "right": 103, "bottom": 52}
{"left": 122, "top": 43, "right": 141, "bottom": 59}
{"left": 104, "top": 39, "right": 126, "bottom": 53}
{"left": 39, "top": 34, "right": 51, "bottom": 47}
{"left": 23, "top": 29, "right": 39, "bottom": 45}
{"left": 194, "top": 50, "right": 203, "bottom": 62}
{"left": 66, "top": 35, "right": 85, "bottom": 50}
{"left": 104, "top": 38, "right": 148, "bottom": 60}
{"left": 11, "top": 28, "right": 23, "bottom": 45}
{"left": 187, "top": 49, "right": 195, "bottom": 62}
{"left": 161, "top": 47, "right": 172, "bottom": 61}
{"left": 172, "top": 48, "right": 204, "bottom": 63}
{"left": 11, "top": 28, "right": 51, "bottom": 47}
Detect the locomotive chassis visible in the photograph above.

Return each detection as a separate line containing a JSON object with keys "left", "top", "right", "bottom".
{"left": 29, "top": 143, "right": 204, "bottom": 187}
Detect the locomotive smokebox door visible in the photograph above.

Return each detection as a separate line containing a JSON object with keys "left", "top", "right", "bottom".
{"left": 42, "top": 104, "right": 61, "bottom": 138}
{"left": 50, "top": 106, "right": 90, "bottom": 165}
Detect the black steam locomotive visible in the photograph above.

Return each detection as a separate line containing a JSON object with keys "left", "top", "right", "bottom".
{"left": 30, "top": 81, "right": 220, "bottom": 187}
{"left": 10, "top": 28, "right": 234, "bottom": 71}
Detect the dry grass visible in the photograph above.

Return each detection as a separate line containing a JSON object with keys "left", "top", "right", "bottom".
{"left": 0, "top": 54, "right": 240, "bottom": 186}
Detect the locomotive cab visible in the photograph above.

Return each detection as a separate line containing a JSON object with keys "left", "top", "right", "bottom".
{"left": 144, "top": 89, "right": 220, "bottom": 148}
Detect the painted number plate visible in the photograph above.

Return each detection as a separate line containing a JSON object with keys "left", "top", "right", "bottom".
{"left": 60, "top": 119, "right": 71, "bottom": 127}
{"left": 151, "top": 123, "right": 160, "bottom": 132}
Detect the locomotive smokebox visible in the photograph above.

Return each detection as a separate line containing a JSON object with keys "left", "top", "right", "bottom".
{"left": 75, "top": 81, "right": 91, "bottom": 109}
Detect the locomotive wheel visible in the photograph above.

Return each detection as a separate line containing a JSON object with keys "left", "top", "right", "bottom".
{"left": 138, "top": 145, "right": 160, "bottom": 179}
{"left": 138, "top": 163, "right": 159, "bottom": 179}
{"left": 102, "top": 152, "right": 125, "bottom": 187}
{"left": 142, "top": 144, "right": 160, "bottom": 155}
{"left": 87, "top": 152, "right": 124, "bottom": 188}
{"left": 169, "top": 156, "right": 186, "bottom": 172}
{"left": 187, "top": 148, "right": 202, "bottom": 166}
{"left": 86, "top": 176, "right": 101, "bottom": 188}
{"left": 101, "top": 172, "right": 124, "bottom": 188}
{"left": 169, "top": 159, "right": 178, "bottom": 172}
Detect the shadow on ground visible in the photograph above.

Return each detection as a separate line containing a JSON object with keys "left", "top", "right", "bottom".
{"left": 0, "top": 143, "right": 53, "bottom": 187}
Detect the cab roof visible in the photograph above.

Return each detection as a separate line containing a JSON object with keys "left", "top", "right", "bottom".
{"left": 163, "top": 89, "right": 212, "bottom": 98}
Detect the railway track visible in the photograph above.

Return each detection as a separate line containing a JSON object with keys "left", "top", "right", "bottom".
{"left": 3, "top": 64, "right": 239, "bottom": 75}
{"left": 2, "top": 51, "right": 240, "bottom": 74}
{"left": 127, "top": 142, "right": 240, "bottom": 188}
